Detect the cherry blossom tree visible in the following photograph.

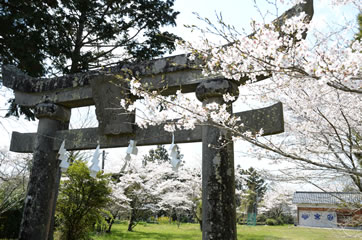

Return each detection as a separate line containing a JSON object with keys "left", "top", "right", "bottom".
{"left": 0, "top": 151, "right": 30, "bottom": 215}
{"left": 117, "top": 0, "right": 361, "bottom": 191}
{"left": 262, "top": 190, "right": 295, "bottom": 225}
{"left": 156, "top": 167, "right": 201, "bottom": 227}
{"left": 111, "top": 162, "right": 167, "bottom": 231}
{"left": 110, "top": 161, "right": 201, "bottom": 231}
{"left": 0, "top": 151, "right": 29, "bottom": 238}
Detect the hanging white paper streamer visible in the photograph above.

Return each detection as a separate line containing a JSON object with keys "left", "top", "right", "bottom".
{"left": 170, "top": 147, "right": 181, "bottom": 171}
{"left": 168, "top": 133, "right": 175, "bottom": 152}
{"left": 126, "top": 140, "right": 138, "bottom": 155}
{"left": 122, "top": 140, "right": 138, "bottom": 172}
{"left": 89, "top": 144, "right": 101, "bottom": 178}
{"left": 58, "top": 140, "right": 69, "bottom": 172}
{"left": 169, "top": 133, "right": 181, "bottom": 171}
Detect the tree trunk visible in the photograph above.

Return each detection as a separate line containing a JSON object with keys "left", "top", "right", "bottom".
{"left": 127, "top": 209, "right": 136, "bottom": 231}
{"left": 176, "top": 212, "right": 180, "bottom": 228}
{"left": 70, "top": 13, "right": 86, "bottom": 73}
{"left": 105, "top": 217, "right": 114, "bottom": 233}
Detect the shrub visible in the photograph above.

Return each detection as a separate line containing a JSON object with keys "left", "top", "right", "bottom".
{"left": 256, "top": 214, "right": 267, "bottom": 223}
{"left": 157, "top": 216, "right": 172, "bottom": 224}
{"left": 266, "top": 218, "right": 278, "bottom": 226}
{"left": 281, "top": 214, "right": 294, "bottom": 224}
{"left": 276, "top": 217, "right": 284, "bottom": 225}
{"left": 56, "top": 160, "right": 112, "bottom": 240}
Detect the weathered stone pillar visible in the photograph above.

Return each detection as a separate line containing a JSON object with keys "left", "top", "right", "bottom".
{"left": 196, "top": 79, "right": 239, "bottom": 240}
{"left": 19, "top": 102, "right": 70, "bottom": 240}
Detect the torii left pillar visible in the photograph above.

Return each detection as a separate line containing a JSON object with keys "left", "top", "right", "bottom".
{"left": 19, "top": 102, "right": 70, "bottom": 240}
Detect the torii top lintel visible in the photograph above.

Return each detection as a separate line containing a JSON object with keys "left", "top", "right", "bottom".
{"left": 2, "top": 54, "right": 209, "bottom": 108}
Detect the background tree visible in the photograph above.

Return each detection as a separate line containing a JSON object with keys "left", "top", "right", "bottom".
{"left": 0, "top": 0, "right": 179, "bottom": 75}
{"left": 0, "top": 0, "right": 180, "bottom": 118}
{"left": 240, "top": 167, "right": 267, "bottom": 217}
{"left": 142, "top": 144, "right": 184, "bottom": 166}
{"left": 355, "top": 14, "right": 362, "bottom": 42}
{"left": 56, "top": 160, "right": 112, "bottom": 240}
{"left": 0, "top": 1, "right": 51, "bottom": 78}
{"left": 143, "top": 145, "right": 170, "bottom": 165}
{"left": 263, "top": 191, "right": 294, "bottom": 225}
{"left": 0, "top": 151, "right": 30, "bottom": 238}
{"left": 156, "top": 167, "right": 201, "bottom": 227}
{"left": 112, "top": 162, "right": 173, "bottom": 231}
{"left": 111, "top": 152, "right": 201, "bottom": 232}
{"left": 235, "top": 164, "right": 245, "bottom": 207}
{"left": 0, "top": 151, "right": 30, "bottom": 215}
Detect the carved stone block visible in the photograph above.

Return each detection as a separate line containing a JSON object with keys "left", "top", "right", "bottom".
{"left": 90, "top": 75, "right": 135, "bottom": 135}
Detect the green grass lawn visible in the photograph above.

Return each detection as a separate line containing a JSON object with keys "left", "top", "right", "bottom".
{"left": 91, "top": 222, "right": 362, "bottom": 240}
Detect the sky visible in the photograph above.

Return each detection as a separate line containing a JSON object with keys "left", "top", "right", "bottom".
{"left": 0, "top": 0, "right": 360, "bottom": 191}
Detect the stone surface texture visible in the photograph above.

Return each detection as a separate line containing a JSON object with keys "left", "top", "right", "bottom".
{"left": 18, "top": 103, "right": 70, "bottom": 240}
{"left": 196, "top": 79, "right": 238, "bottom": 240}
{"left": 90, "top": 75, "right": 135, "bottom": 135}
{"left": 1, "top": 54, "right": 200, "bottom": 93}
{"left": 9, "top": 102, "right": 283, "bottom": 153}
{"left": 195, "top": 79, "right": 239, "bottom": 102}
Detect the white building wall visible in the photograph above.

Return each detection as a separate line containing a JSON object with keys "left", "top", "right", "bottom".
{"left": 298, "top": 203, "right": 337, "bottom": 209}
{"left": 299, "top": 210, "right": 337, "bottom": 228}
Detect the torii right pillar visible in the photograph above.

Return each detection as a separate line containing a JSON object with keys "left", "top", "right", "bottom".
{"left": 196, "top": 79, "right": 239, "bottom": 240}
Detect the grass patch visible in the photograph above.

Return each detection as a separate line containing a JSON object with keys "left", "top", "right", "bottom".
{"left": 91, "top": 222, "right": 362, "bottom": 240}
{"left": 238, "top": 225, "right": 362, "bottom": 240}
{"left": 91, "top": 221, "right": 200, "bottom": 240}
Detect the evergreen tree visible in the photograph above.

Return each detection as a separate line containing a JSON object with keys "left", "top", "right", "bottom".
{"left": 240, "top": 167, "right": 267, "bottom": 216}
{"left": 143, "top": 145, "right": 170, "bottom": 165}
{"left": 355, "top": 14, "right": 362, "bottom": 42}
{"left": 0, "top": 0, "right": 179, "bottom": 75}
{"left": 0, "top": 0, "right": 180, "bottom": 118}
{"left": 142, "top": 145, "right": 184, "bottom": 166}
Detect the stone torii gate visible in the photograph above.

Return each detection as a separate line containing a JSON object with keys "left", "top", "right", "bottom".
{"left": 2, "top": 1, "right": 313, "bottom": 239}
{"left": 3, "top": 58, "right": 284, "bottom": 240}
{"left": 4, "top": 60, "right": 284, "bottom": 239}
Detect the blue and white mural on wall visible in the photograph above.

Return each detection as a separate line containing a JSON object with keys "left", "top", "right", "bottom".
{"left": 327, "top": 214, "right": 334, "bottom": 221}
{"left": 299, "top": 211, "right": 337, "bottom": 228}
{"left": 301, "top": 214, "right": 309, "bottom": 220}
